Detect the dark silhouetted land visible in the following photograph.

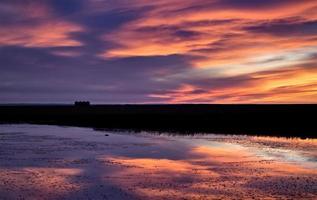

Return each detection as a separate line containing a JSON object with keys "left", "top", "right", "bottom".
{"left": 0, "top": 104, "right": 316, "bottom": 138}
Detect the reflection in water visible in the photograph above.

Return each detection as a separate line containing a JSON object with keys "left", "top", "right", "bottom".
{"left": 0, "top": 167, "right": 83, "bottom": 199}
{"left": 0, "top": 124, "right": 316, "bottom": 199}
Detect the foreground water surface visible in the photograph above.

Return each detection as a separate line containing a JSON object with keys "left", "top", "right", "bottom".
{"left": 0, "top": 124, "right": 316, "bottom": 199}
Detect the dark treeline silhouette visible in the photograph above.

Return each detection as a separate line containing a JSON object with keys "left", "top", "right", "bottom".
{"left": 0, "top": 104, "right": 316, "bottom": 138}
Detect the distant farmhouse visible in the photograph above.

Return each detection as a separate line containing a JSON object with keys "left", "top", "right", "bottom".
{"left": 74, "top": 101, "right": 90, "bottom": 107}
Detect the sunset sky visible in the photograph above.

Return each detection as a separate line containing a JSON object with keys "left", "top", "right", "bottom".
{"left": 1, "top": 0, "right": 317, "bottom": 104}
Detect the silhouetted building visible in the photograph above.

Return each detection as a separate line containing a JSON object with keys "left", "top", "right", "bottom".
{"left": 74, "top": 101, "right": 90, "bottom": 107}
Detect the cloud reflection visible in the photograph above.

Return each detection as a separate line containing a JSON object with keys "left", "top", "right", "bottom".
{"left": 0, "top": 125, "right": 316, "bottom": 199}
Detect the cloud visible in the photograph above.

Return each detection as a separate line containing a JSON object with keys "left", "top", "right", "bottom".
{"left": 0, "top": 22, "right": 83, "bottom": 47}
{"left": 0, "top": 45, "right": 189, "bottom": 104}
{"left": 0, "top": 0, "right": 84, "bottom": 48}
{"left": 102, "top": 1, "right": 317, "bottom": 72}
{"left": 215, "top": 0, "right": 306, "bottom": 9}
{"left": 49, "top": 0, "right": 84, "bottom": 15}
{"left": 245, "top": 19, "right": 317, "bottom": 37}
{"left": 150, "top": 60, "right": 317, "bottom": 103}
{"left": 1, "top": 0, "right": 317, "bottom": 103}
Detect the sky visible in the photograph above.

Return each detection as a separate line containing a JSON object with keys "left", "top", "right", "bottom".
{"left": 1, "top": 0, "right": 317, "bottom": 104}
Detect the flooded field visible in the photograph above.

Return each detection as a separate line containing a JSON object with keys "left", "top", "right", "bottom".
{"left": 0, "top": 124, "right": 316, "bottom": 199}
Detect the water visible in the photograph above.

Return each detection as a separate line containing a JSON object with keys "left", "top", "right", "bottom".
{"left": 0, "top": 124, "right": 316, "bottom": 199}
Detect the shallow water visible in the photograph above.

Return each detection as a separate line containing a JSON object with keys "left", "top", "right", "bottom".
{"left": 0, "top": 124, "right": 316, "bottom": 199}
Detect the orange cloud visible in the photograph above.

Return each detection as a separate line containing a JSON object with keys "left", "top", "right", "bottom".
{"left": 0, "top": 21, "right": 83, "bottom": 47}
{"left": 97, "top": 0, "right": 317, "bottom": 103}
{"left": 100, "top": 0, "right": 317, "bottom": 97}
{"left": 1, "top": 0, "right": 316, "bottom": 103}
{"left": 102, "top": 1, "right": 317, "bottom": 60}
{"left": 149, "top": 64, "right": 317, "bottom": 103}
{"left": 0, "top": 1, "right": 83, "bottom": 48}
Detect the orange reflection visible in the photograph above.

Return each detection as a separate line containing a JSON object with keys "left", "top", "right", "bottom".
{"left": 98, "top": 156, "right": 218, "bottom": 175}
{"left": 191, "top": 146, "right": 259, "bottom": 162}
{"left": 98, "top": 139, "right": 317, "bottom": 199}
{"left": 0, "top": 167, "right": 83, "bottom": 199}
{"left": 1, "top": 124, "right": 316, "bottom": 199}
